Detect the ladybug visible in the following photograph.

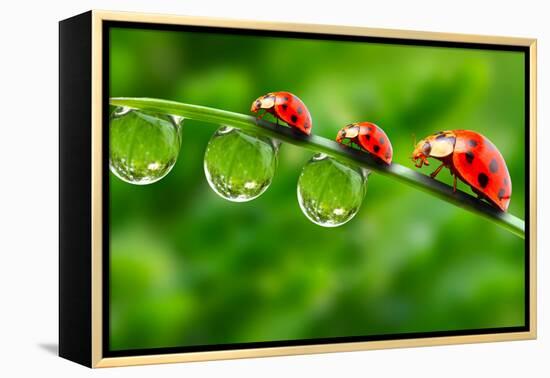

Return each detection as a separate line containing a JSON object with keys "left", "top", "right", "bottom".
{"left": 336, "top": 122, "right": 393, "bottom": 164}
{"left": 412, "top": 130, "right": 512, "bottom": 211}
{"left": 251, "top": 91, "right": 312, "bottom": 135}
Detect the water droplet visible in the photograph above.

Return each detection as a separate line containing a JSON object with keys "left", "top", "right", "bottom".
{"left": 297, "top": 154, "right": 367, "bottom": 227}
{"left": 204, "top": 127, "right": 278, "bottom": 202}
{"left": 109, "top": 107, "right": 183, "bottom": 185}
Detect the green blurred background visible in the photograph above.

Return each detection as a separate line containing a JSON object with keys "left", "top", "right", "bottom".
{"left": 109, "top": 26, "right": 526, "bottom": 351}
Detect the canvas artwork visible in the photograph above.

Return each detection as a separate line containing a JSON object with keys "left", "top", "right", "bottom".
{"left": 59, "top": 11, "right": 536, "bottom": 368}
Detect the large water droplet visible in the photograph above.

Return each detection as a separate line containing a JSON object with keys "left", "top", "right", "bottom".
{"left": 204, "top": 127, "right": 278, "bottom": 202}
{"left": 109, "top": 107, "right": 183, "bottom": 185}
{"left": 297, "top": 154, "right": 368, "bottom": 227}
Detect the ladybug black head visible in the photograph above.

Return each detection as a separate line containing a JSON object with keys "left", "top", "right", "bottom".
{"left": 412, "top": 139, "right": 432, "bottom": 168}
{"left": 336, "top": 129, "right": 346, "bottom": 143}
{"left": 422, "top": 141, "right": 432, "bottom": 155}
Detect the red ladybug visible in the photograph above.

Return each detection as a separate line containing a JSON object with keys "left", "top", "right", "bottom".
{"left": 251, "top": 91, "right": 312, "bottom": 135}
{"left": 412, "top": 130, "right": 512, "bottom": 211}
{"left": 336, "top": 122, "right": 393, "bottom": 164}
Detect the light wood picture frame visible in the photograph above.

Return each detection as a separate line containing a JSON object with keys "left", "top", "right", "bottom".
{"left": 59, "top": 10, "right": 537, "bottom": 368}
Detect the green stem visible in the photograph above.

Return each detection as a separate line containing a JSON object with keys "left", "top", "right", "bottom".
{"left": 110, "top": 97, "right": 525, "bottom": 239}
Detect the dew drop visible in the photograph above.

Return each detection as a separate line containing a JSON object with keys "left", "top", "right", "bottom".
{"left": 204, "top": 127, "right": 278, "bottom": 202}
{"left": 297, "top": 154, "right": 367, "bottom": 227}
{"left": 109, "top": 107, "right": 183, "bottom": 185}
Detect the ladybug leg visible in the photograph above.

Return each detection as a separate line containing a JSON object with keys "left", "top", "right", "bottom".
{"left": 453, "top": 175, "right": 457, "bottom": 192}
{"left": 256, "top": 110, "right": 277, "bottom": 126}
{"left": 429, "top": 163, "right": 445, "bottom": 179}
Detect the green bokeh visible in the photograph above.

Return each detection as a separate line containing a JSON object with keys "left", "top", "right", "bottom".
{"left": 109, "top": 27, "right": 526, "bottom": 351}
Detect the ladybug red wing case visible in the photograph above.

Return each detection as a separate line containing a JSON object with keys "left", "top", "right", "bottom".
{"left": 355, "top": 122, "right": 393, "bottom": 164}
{"left": 452, "top": 130, "right": 512, "bottom": 211}
{"left": 273, "top": 92, "right": 312, "bottom": 135}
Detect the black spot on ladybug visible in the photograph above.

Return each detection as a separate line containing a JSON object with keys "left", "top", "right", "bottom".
{"left": 498, "top": 188, "right": 506, "bottom": 199}
{"left": 379, "top": 137, "right": 385, "bottom": 145}
{"left": 297, "top": 107, "right": 303, "bottom": 115}
{"left": 465, "top": 151, "right": 475, "bottom": 164}
{"left": 373, "top": 145, "right": 380, "bottom": 153}
{"left": 281, "top": 104, "right": 288, "bottom": 111}
{"left": 284, "top": 96, "right": 289, "bottom": 101}
{"left": 291, "top": 115, "right": 298, "bottom": 123}
{"left": 478, "top": 172, "right": 489, "bottom": 188}
{"left": 368, "top": 126, "right": 374, "bottom": 131}
{"left": 489, "top": 158, "right": 499, "bottom": 173}
{"left": 504, "top": 178, "right": 509, "bottom": 186}
{"left": 468, "top": 139, "right": 478, "bottom": 147}
{"left": 366, "top": 134, "right": 371, "bottom": 141}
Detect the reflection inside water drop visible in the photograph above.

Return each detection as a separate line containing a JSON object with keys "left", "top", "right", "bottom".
{"left": 297, "top": 153, "right": 368, "bottom": 227}
{"left": 109, "top": 107, "right": 183, "bottom": 185}
{"left": 204, "top": 127, "right": 278, "bottom": 202}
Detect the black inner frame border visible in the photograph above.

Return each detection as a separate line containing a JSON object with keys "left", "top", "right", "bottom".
{"left": 101, "top": 20, "right": 531, "bottom": 358}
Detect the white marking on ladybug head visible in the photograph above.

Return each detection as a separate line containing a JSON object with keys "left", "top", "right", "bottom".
{"left": 429, "top": 138, "right": 454, "bottom": 157}
{"left": 258, "top": 95, "right": 275, "bottom": 109}
{"left": 344, "top": 125, "right": 360, "bottom": 139}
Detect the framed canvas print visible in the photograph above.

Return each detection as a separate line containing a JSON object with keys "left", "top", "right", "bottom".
{"left": 59, "top": 10, "right": 537, "bottom": 368}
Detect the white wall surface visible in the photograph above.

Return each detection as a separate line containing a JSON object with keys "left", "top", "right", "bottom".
{"left": 0, "top": 0, "right": 547, "bottom": 376}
